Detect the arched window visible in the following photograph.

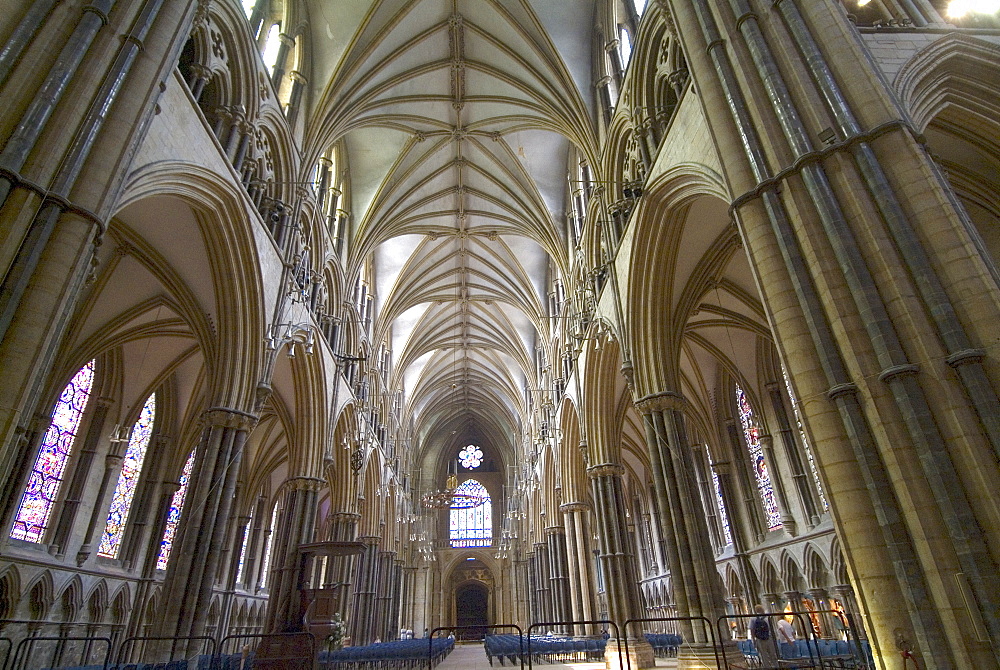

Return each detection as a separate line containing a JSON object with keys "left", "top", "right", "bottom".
{"left": 10, "top": 360, "right": 96, "bottom": 543}
{"left": 709, "top": 458, "right": 733, "bottom": 546}
{"left": 736, "top": 384, "right": 782, "bottom": 530}
{"left": 156, "top": 449, "right": 196, "bottom": 570}
{"left": 99, "top": 393, "right": 156, "bottom": 558}
{"left": 450, "top": 479, "right": 492, "bottom": 548}
{"left": 633, "top": 0, "right": 648, "bottom": 16}
{"left": 242, "top": 0, "right": 255, "bottom": 18}
{"left": 262, "top": 24, "right": 281, "bottom": 73}
{"left": 619, "top": 26, "right": 633, "bottom": 68}
{"left": 782, "top": 369, "right": 828, "bottom": 511}
{"left": 235, "top": 508, "right": 254, "bottom": 585}
{"left": 458, "top": 445, "right": 483, "bottom": 469}
{"left": 259, "top": 502, "right": 280, "bottom": 588}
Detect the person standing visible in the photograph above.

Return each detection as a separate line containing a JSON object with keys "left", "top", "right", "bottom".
{"left": 751, "top": 605, "right": 780, "bottom": 668}
{"left": 777, "top": 616, "right": 796, "bottom": 645}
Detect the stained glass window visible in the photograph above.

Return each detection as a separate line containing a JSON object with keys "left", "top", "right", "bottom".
{"left": 458, "top": 445, "right": 483, "bottom": 469}
{"left": 259, "top": 502, "right": 280, "bottom": 589}
{"left": 156, "top": 449, "right": 196, "bottom": 570}
{"left": 235, "top": 508, "right": 254, "bottom": 585}
{"left": 736, "top": 385, "right": 782, "bottom": 530}
{"left": 98, "top": 393, "right": 156, "bottom": 558}
{"left": 709, "top": 458, "right": 733, "bottom": 546}
{"left": 10, "top": 360, "right": 96, "bottom": 543}
{"left": 782, "top": 368, "right": 828, "bottom": 511}
{"left": 450, "top": 479, "right": 491, "bottom": 548}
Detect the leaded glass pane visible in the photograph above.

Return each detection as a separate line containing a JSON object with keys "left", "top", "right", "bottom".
{"left": 259, "top": 502, "right": 280, "bottom": 588}
{"left": 156, "top": 449, "right": 196, "bottom": 570}
{"left": 99, "top": 393, "right": 156, "bottom": 558}
{"left": 235, "top": 508, "right": 254, "bottom": 585}
{"left": 458, "top": 445, "right": 483, "bottom": 469}
{"left": 737, "top": 385, "right": 782, "bottom": 530}
{"left": 710, "top": 462, "right": 733, "bottom": 546}
{"left": 782, "top": 368, "right": 828, "bottom": 511}
{"left": 10, "top": 360, "right": 96, "bottom": 543}
{"left": 449, "top": 479, "right": 491, "bottom": 548}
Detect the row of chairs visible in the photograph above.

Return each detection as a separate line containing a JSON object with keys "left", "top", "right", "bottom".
{"left": 735, "top": 637, "right": 874, "bottom": 668}
{"left": 484, "top": 632, "right": 684, "bottom": 666}
{"left": 319, "top": 638, "right": 455, "bottom": 670}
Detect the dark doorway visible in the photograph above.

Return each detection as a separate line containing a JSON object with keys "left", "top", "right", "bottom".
{"left": 455, "top": 582, "right": 489, "bottom": 640}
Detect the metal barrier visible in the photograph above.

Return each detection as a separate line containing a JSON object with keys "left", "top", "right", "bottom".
{"left": 9, "top": 635, "right": 111, "bottom": 670}
{"left": 623, "top": 616, "right": 722, "bottom": 670}
{"left": 717, "top": 609, "right": 870, "bottom": 670}
{"left": 0, "top": 637, "right": 11, "bottom": 670}
{"left": 220, "top": 631, "right": 316, "bottom": 669}
{"left": 525, "top": 620, "right": 623, "bottom": 670}
{"left": 115, "top": 634, "right": 217, "bottom": 666}
{"left": 427, "top": 625, "right": 510, "bottom": 669}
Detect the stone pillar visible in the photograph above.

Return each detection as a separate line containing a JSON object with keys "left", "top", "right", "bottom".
{"left": 561, "top": 502, "right": 596, "bottom": 636}
{"left": 712, "top": 463, "right": 761, "bottom": 600}
{"left": 636, "top": 392, "right": 741, "bottom": 669}
{"left": 534, "top": 541, "right": 553, "bottom": 627}
{"left": 154, "top": 407, "right": 255, "bottom": 653}
{"left": 831, "top": 584, "right": 865, "bottom": 641}
{"left": 349, "top": 536, "right": 381, "bottom": 645}
{"left": 264, "top": 476, "right": 323, "bottom": 633}
{"left": 587, "top": 463, "right": 654, "bottom": 670}
{"left": 327, "top": 512, "right": 360, "bottom": 618}
{"left": 545, "top": 526, "right": 571, "bottom": 631}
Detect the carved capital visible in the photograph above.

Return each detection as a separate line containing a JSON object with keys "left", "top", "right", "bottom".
{"left": 634, "top": 390, "right": 685, "bottom": 414}
{"left": 586, "top": 462, "right": 625, "bottom": 479}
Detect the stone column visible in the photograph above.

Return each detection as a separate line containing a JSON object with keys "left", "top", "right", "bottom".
{"left": 263, "top": 476, "right": 323, "bottom": 633}
{"left": 533, "top": 541, "right": 553, "bottom": 627}
{"left": 831, "top": 584, "right": 865, "bottom": 641}
{"left": 154, "top": 407, "right": 255, "bottom": 653}
{"left": 637, "top": 392, "right": 741, "bottom": 669}
{"left": 545, "top": 526, "right": 571, "bottom": 631}
{"left": 327, "top": 512, "right": 360, "bottom": 618}
{"left": 587, "top": 463, "right": 654, "bottom": 669}
{"left": 561, "top": 502, "right": 596, "bottom": 636}
{"left": 349, "top": 536, "right": 381, "bottom": 645}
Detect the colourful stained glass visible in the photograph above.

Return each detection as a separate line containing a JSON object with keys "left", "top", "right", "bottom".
{"left": 10, "top": 361, "right": 96, "bottom": 543}
{"left": 709, "top": 460, "right": 733, "bottom": 546}
{"left": 156, "top": 450, "right": 196, "bottom": 570}
{"left": 450, "top": 479, "right": 491, "bottom": 548}
{"left": 782, "top": 368, "right": 828, "bottom": 511}
{"left": 736, "top": 385, "right": 782, "bottom": 530}
{"left": 98, "top": 393, "right": 156, "bottom": 558}
{"left": 458, "top": 445, "right": 483, "bottom": 469}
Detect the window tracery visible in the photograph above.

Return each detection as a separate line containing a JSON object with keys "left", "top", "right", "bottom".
{"left": 99, "top": 393, "right": 157, "bottom": 558}
{"left": 10, "top": 360, "right": 96, "bottom": 543}
{"left": 736, "top": 384, "right": 782, "bottom": 530}
{"left": 458, "top": 445, "right": 483, "bottom": 470}
{"left": 156, "top": 449, "right": 196, "bottom": 570}
{"left": 450, "top": 479, "right": 492, "bottom": 548}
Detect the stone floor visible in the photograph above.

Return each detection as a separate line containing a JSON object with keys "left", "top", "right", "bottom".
{"left": 434, "top": 642, "right": 678, "bottom": 670}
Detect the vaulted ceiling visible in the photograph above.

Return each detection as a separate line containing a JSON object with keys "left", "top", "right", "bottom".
{"left": 302, "top": 0, "right": 601, "bottom": 466}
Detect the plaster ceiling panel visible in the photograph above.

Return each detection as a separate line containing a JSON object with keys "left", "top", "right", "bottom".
{"left": 343, "top": 126, "right": 413, "bottom": 222}
{"left": 525, "top": 0, "right": 596, "bottom": 113}
{"left": 305, "top": 0, "right": 378, "bottom": 107}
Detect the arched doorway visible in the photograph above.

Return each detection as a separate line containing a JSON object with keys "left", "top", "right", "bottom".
{"left": 455, "top": 582, "right": 489, "bottom": 640}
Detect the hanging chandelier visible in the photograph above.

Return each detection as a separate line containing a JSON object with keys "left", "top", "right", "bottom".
{"left": 420, "top": 464, "right": 488, "bottom": 509}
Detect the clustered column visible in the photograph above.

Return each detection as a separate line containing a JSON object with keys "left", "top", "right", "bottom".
{"left": 155, "top": 408, "right": 256, "bottom": 654}
{"left": 637, "top": 392, "right": 738, "bottom": 668}
{"left": 587, "top": 463, "right": 654, "bottom": 669}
